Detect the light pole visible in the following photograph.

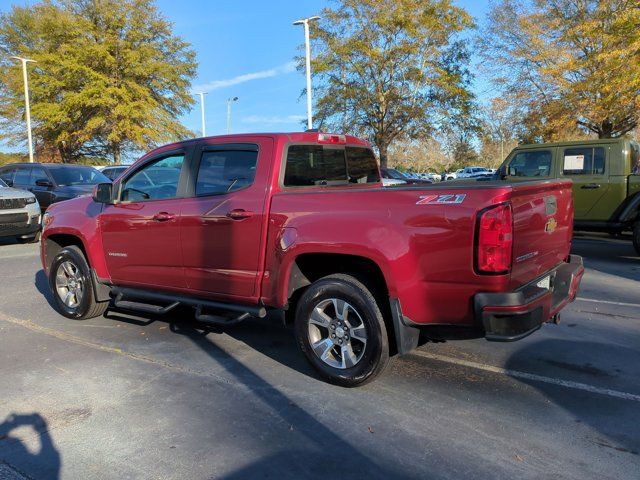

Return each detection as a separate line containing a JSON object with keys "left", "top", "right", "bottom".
{"left": 226, "top": 96, "right": 238, "bottom": 134}
{"left": 195, "top": 92, "right": 207, "bottom": 137}
{"left": 10, "top": 56, "right": 36, "bottom": 163}
{"left": 293, "top": 15, "right": 320, "bottom": 131}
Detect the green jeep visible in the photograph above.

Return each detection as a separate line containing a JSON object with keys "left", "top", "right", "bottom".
{"left": 497, "top": 138, "right": 640, "bottom": 254}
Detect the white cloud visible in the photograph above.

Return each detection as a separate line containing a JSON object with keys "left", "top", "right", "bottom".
{"left": 242, "top": 114, "right": 306, "bottom": 125}
{"left": 194, "top": 61, "right": 297, "bottom": 92}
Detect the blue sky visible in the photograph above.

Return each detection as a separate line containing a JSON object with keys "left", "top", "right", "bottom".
{"left": 0, "top": 0, "right": 492, "bottom": 153}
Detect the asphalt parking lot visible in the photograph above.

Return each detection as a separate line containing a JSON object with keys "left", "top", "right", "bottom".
{"left": 0, "top": 234, "right": 638, "bottom": 479}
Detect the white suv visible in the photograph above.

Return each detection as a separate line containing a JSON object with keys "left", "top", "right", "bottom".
{"left": 0, "top": 178, "right": 41, "bottom": 243}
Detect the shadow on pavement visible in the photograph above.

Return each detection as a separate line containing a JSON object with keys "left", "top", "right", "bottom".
{"left": 0, "top": 413, "right": 60, "bottom": 479}
{"left": 505, "top": 339, "right": 640, "bottom": 457}
{"left": 34, "top": 269, "right": 58, "bottom": 310}
{"left": 168, "top": 321, "right": 407, "bottom": 479}
{"left": 571, "top": 235, "right": 640, "bottom": 282}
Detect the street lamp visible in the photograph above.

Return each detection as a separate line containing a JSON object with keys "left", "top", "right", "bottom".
{"left": 293, "top": 15, "right": 320, "bottom": 131}
{"left": 10, "top": 56, "right": 37, "bottom": 163}
{"left": 194, "top": 92, "right": 207, "bottom": 137}
{"left": 226, "top": 96, "right": 238, "bottom": 134}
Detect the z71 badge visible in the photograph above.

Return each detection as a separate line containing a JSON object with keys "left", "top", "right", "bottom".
{"left": 416, "top": 194, "right": 466, "bottom": 205}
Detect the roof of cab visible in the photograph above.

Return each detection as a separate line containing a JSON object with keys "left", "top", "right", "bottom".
{"left": 152, "top": 132, "right": 371, "bottom": 152}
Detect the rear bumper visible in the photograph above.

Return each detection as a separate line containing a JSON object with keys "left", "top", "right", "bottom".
{"left": 474, "top": 255, "right": 584, "bottom": 341}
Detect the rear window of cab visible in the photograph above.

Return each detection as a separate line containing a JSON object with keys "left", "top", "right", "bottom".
{"left": 284, "top": 145, "right": 380, "bottom": 187}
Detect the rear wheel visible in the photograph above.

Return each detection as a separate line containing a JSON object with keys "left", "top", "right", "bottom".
{"left": 633, "top": 221, "right": 640, "bottom": 256}
{"left": 294, "top": 274, "right": 390, "bottom": 387}
{"left": 49, "top": 245, "right": 108, "bottom": 319}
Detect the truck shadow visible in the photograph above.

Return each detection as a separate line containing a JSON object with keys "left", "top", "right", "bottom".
{"left": 504, "top": 338, "right": 640, "bottom": 456}
{"left": 0, "top": 413, "right": 61, "bottom": 479}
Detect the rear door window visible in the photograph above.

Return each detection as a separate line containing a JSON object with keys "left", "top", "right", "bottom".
{"left": 508, "top": 150, "right": 552, "bottom": 177}
{"left": 562, "top": 147, "right": 606, "bottom": 175}
{"left": 195, "top": 149, "right": 258, "bottom": 196}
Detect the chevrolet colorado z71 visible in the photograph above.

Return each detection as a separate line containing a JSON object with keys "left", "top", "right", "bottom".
{"left": 41, "top": 132, "right": 584, "bottom": 386}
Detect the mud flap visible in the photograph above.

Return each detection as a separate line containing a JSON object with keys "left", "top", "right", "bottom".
{"left": 389, "top": 297, "right": 420, "bottom": 355}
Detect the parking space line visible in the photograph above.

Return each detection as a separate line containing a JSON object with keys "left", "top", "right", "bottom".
{"left": 576, "top": 297, "right": 640, "bottom": 309}
{"left": 412, "top": 350, "right": 640, "bottom": 403}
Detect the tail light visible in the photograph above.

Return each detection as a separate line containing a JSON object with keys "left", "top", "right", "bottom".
{"left": 475, "top": 203, "right": 513, "bottom": 274}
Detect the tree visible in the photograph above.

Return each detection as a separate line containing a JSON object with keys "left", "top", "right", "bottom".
{"left": 0, "top": 0, "right": 197, "bottom": 163}
{"left": 309, "top": 0, "right": 475, "bottom": 167}
{"left": 479, "top": 0, "right": 640, "bottom": 140}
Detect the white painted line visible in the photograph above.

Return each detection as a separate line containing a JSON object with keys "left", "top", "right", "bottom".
{"left": 412, "top": 350, "right": 640, "bottom": 403}
{"left": 576, "top": 297, "right": 640, "bottom": 309}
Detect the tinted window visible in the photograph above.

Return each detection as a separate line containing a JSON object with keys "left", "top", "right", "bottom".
{"left": 13, "top": 166, "right": 31, "bottom": 185}
{"left": 0, "top": 166, "right": 15, "bottom": 184}
{"left": 562, "top": 147, "right": 605, "bottom": 175}
{"left": 345, "top": 147, "right": 380, "bottom": 183}
{"left": 48, "top": 166, "right": 110, "bottom": 186}
{"left": 508, "top": 150, "right": 552, "bottom": 177}
{"left": 30, "top": 167, "right": 48, "bottom": 186}
{"left": 196, "top": 149, "right": 258, "bottom": 196}
{"left": 122, "top": 155, "right": 184, "bottom": 201}
{"left": 284, "top": 145, "right": 347, "bottom": 186}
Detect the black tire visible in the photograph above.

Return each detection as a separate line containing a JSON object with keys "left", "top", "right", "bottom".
{"left": 294, "top": 274, "right": 390, "bottom": 387}
{"left": 633, "top": 221, "right": 640, "bottom": 256}
{"left": 16, "top": 231, "right": 41, "bottom": 244}
{"left": 49, "top": 245, "right": 108, "bottom": 319}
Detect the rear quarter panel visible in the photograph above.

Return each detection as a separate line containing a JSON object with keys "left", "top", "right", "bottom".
{"left": 263, "top": 185, "right": 517, "bottom": 326}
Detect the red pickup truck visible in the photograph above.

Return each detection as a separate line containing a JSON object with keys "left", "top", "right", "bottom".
{"left": 40, "top": 132, "right": 584, "bottom": 386}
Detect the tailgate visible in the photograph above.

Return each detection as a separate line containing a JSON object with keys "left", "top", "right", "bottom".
{"left": 509, "top": 180, "right": 574, "bottom": 289}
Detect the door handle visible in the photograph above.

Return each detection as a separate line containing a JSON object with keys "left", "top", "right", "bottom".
{"left": 152, "top": 212, "right": 175, "bottom": 222}
{"left": 580, "top": 183, "right": 601, "bottom": 189}
{"left": 226, "top": 209, "right": 254, "bottom": 220}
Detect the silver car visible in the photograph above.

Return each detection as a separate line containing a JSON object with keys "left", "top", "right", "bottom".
{"left": 0, "top": 177, "right": 41, "bottom": 243}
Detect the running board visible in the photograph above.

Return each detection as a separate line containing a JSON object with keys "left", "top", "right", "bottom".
{"left": 111, "top": 287, "right": 267, "bottom": 318}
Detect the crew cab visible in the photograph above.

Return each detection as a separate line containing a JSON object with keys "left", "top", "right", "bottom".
{"left": 497, "top": 138, "right": 640, "bottom": 254}
{"left": 40, "top": 132, "right": 584, "bottom": 386}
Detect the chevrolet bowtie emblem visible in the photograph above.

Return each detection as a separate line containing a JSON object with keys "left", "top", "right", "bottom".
{"left": 545, "top": 217, "right": 558, "bottom": 234}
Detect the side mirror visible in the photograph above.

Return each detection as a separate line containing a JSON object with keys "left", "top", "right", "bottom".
{"left": 4, "top": 179, "right": 13, "bottom": 187}
{"left": 92, "top": 182, "right": 113, "bottom": 204}
{"left": 35, "top": 179, "right": 53, "bottom": 188}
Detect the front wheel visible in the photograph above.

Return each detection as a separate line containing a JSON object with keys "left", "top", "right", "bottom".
{"left": 633, "top": 221, "right": 640, "bottom": 256}
{"left": 294, "top": 274, "right": 390, "bottom": 387}
{"left": 49, "top": 245, "right": 108, "bottom": 319}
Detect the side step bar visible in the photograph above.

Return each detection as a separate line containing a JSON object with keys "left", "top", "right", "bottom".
{"left": 111, "top": 286, "right": 267, "bottom": 319}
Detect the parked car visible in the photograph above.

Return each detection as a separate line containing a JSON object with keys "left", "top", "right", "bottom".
{"left": 442, "top": 171, "right": 457, "bottom": 181}
{"left": 0, "top": 163, "right": 111, "bottom": 213}
{"left": 456, "top": 166, "right": 493, "bottom": 179}
{"left": 420, "top": 172, "right": 441, "bottom": 182}
{"left": 381, "top": 168, "right": 432, "bottom": 185}
{"left": 0, "top": 177, "right": 41, "bottom": 243}
{"left": 101, "top": 165, "right": 128, "bottom": 181}
{"left": 41, "top": 132, "right": 583, "bottom": 386}
{"left": 381, "top": 178, "right": 407, "bottom": 187}
{"left": 497, "top": 138, "right": 640, "bottom": 254}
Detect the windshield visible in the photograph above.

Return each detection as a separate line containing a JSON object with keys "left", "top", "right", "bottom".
{"left": 47, "top": 166, "right": 110, "bottom": 186}
{"left": 0, "top": 178, "right": 7, "bottom": 188}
